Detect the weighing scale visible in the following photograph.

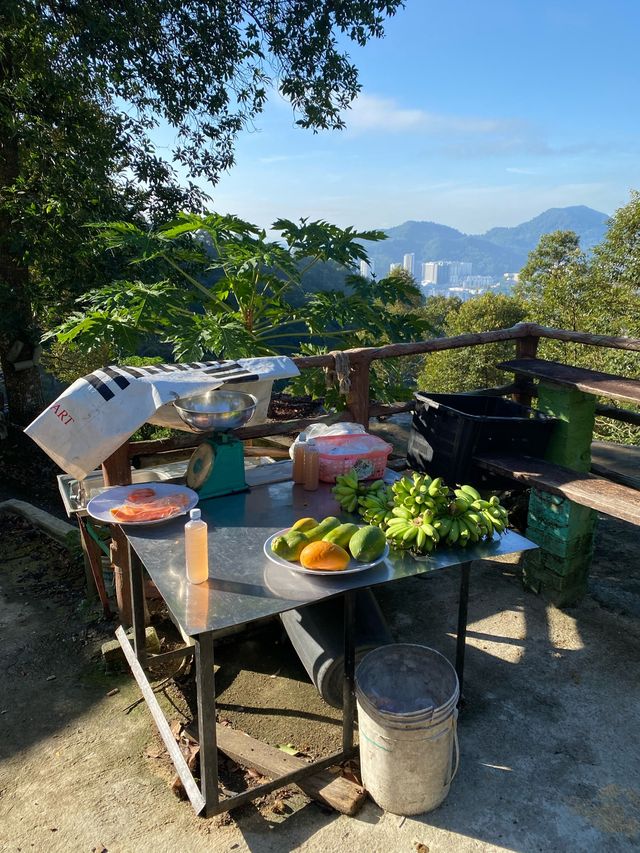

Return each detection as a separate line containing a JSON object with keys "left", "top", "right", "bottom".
{"left": 173, "top": 390, "right": 258, "bottom": 500}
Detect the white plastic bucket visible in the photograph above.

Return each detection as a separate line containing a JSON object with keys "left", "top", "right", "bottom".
{"left": 356, "top": 644, "right": 460, "bottom": 815}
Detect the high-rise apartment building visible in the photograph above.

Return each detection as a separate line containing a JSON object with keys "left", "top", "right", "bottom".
{"left": 403, "top": 253, "right": 415, "bottom": 275}
{"left": 359, "top": 260, "right": 373, "bottom": 279}
{"left": 421, "top": 260, "right": 472, "bottom": 285}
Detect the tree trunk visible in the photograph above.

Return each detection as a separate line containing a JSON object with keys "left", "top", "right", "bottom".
{"left": 0, "top": 352, "right": 44, "bottom": 426}
{"left": 0, "top": 124, "right": 44, "bottom": 426}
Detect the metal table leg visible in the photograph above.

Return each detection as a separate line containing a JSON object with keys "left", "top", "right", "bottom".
{"left": 455, "top": 561, "right": 472, "bottom": 700}
{"left": 195, "top": 631, "right": 219, "bottom": 816}
{"left": 129, "top": 545, "right": 147, "bottom": 669}
{"left": 342, "top": 589, "right": 356, "bottom": 754}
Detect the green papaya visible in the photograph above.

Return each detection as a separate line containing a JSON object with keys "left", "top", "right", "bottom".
{"left": 349, "top": 525, "right": 387, "bottom": 562}
{"left": 304, "top": 516, "right": 341, "bottom": 542}
{"left": 271, "top": 530, "right": 309, "bottom": 561}
{"left": 323, "top": 523, "right": 359, "bottom": 548}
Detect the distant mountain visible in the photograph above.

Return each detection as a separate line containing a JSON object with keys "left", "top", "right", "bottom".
{"left": 366, "top": 206, "right": 609, "bottom": 279}
{"left": 481, "top": 205, "right": 608, "bottom": 256}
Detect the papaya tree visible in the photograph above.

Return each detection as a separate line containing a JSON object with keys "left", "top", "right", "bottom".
{"left": 50, "top": 213, "right": 428, "bottom": 371}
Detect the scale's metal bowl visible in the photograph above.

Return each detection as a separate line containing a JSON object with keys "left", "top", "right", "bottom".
{"left": 173, "top": 390, "right": 258, "bottom": 433}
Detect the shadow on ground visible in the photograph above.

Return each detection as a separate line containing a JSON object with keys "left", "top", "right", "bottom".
{"left": 1, "top": 509, "right": 639, "bottom": 852}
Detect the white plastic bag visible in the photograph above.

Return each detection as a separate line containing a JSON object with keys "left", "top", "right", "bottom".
{"left": 289, "top": 422, "right": 367, "bottom": 459}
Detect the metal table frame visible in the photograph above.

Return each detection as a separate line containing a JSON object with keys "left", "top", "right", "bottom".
{"left": 116, "top": 546, "right": 474, "bottom": 818}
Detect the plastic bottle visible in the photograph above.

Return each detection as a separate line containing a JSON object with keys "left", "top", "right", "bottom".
{"left": 303, "top": 438, "right": 319, "bottom": 491}
{"left": 292, "top": 432, "right": 307, "bottom": 484}
{"left": 185, "top": 508, "right": 209, "bottom": 584}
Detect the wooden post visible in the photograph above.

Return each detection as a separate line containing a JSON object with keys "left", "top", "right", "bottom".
{"left": 102, "top": 442, "right": 133, "bottom": 626}
{"left": 77, "top": 517, "right": 111, "bottom": 617}
{"left": 512, "top": 335, "right": 539, "bottom": 408}
{"left": 346, "top": 357, "right": 371, "bottom": 428}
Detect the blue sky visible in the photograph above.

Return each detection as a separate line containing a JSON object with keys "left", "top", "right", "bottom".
{"left": 167, "top": 1, "right": 640, "bottom": 233}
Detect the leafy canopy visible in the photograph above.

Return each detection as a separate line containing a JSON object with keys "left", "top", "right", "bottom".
{"left": 51, "top": 213, "right": 429, "bottom": 367}
{"left": 418, "top": 293, "right": 526, "bottom": 393}
{"left": 18, "top": 0, "right": 405, "bottom": 185}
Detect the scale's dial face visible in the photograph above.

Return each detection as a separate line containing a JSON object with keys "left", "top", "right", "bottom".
{"left": 187, "top": 442, "right": 215, "bottom": 490}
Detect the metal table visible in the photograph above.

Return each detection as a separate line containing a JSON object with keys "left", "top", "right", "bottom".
{"left": 117, "top": 480, "right": 536, "bottom": 817}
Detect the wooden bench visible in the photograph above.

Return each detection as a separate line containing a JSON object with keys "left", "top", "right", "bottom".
{"left": 475, "top": 454, "right": 640, "bottom": 526}
{"left": 490, "top": 356, "right": 640, "bottom": 524}
{"left": 498, "top": 358, "right": 640, "bottom": 405}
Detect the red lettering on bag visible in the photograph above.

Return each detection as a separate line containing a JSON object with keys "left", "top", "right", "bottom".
{"left": 50, "top": 403, "right": 74, "bottom": 425}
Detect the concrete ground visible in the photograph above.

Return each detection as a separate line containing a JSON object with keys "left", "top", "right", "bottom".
{"left": 1, "top": 511, "right": 639, "bottom": 853}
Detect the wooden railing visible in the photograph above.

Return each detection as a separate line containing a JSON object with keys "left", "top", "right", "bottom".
{"left": 126, "top": 322, "right": 640, "bottom": 462}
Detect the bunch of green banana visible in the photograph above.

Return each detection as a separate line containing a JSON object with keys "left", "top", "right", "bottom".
{"left": 385, "top": 505, "right": 440, "bottom": 554}
{"left": 332, "top": 471, "right": 392, "bottom": 516}
{"left": 331, "top": 470, "right": 361, "bottom": 513}
{"left": 390, "top": 473, "right": 450, "bottom": 521}
{"left": 358, "top": 481, "right": 394, "bottom": 526}
{"left": 441, "top": 485, "right": 509, "bottom": 545}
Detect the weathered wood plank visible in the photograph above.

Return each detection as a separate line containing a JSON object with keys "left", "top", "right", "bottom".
{"left": 214, "top": 724, "right": 366, "bottom": 815}
{"left": 512, "top": 335, "right": 540, "bottom": 408}
{"left": 116, "top": 626, "right": 206, "bottom": 814}
{"left": 595, "top": 402, "right": 640, "bottom": 427}
{"left": 475, "top": 453, "right": 640, "bottom": 525}
{"left": 528, "top": 325, "right": 640, "bottom": 353}
{"left": 498, "top": 358, "right": 640, "bottom": 405}
{"left": 369, "top": 401, "right": 414, "bottom": 417}
{"left": 245, "top": 460, "right": 293, "bottom": 487}
{"left": 347, "top": 358, "right": 371, "bottom": 427}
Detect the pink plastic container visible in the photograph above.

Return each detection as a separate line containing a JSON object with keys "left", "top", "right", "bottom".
{"left": 314, "top": 435, "right": 393, "bottom": 483}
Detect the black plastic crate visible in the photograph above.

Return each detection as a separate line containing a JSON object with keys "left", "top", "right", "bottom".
{"left": 407, "top": 392, "right": 557, "bottom": 489}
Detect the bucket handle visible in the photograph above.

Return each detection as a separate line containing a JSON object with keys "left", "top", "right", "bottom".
{"left": 446, "top": 712, "right": 460, "bottom": 787}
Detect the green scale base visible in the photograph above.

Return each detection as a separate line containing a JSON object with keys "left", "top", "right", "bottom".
{"left": 187, "top": 435, "right": 249, "bottom": 500}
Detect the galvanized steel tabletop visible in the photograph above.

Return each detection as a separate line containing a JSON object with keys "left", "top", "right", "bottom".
{"left": 124, "top": 480, "right": 536, "bottom": 636}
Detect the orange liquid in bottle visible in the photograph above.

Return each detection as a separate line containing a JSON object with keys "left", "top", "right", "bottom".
{"left": 185, "top": 509, "right": 209, "bottom": 584}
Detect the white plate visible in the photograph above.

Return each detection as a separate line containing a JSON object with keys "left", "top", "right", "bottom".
{"left": 263, "top": 528, "right": 389, "bottom": 576}
{"left": 87, "top": 482, "right": 198, "bottom": 526}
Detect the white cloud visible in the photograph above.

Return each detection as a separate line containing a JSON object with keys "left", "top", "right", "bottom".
{"left": 506, "top": 167, "right": 539, "bottom": 175}
{"left": 344, "top": 94, "right": 518, "bottom": 136}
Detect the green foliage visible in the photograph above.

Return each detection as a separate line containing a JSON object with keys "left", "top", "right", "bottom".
{"left": 284, "top": 268, "right": 429, "bottom": 406}
{"left": 1, "top": 0, "right": 404, "bottom": 422}
{"left": 49, "top": 213, "right": 405, "bottom": 360}
{"left": 515, "top": 217, "right": 640, "bottom": 444}
{"left": 417, "top": 295, "right": 463, "bottom": 338}
{"left": 5, "top": 1, "right": 404, "bottom": 190}
{"left": 41, "top": 341, "right": 121, "bottom": 386}
{"left": 418, "top": 293, "right": 526, "bottom": 392}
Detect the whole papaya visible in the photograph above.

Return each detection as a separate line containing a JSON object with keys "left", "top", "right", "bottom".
{"left": 303, "top": 517, "right": 341, "bottom": 542}
{"left": 323, "top": 523, "right": 359, "bottom": 548}
{"left": 300, "top": 541, "right": 350, "bottom": 571}
{"left": 271, "top": 530, "right": 309, "bottom": 561}
{"left": 349, "top": 525, "right": 387, "bottom": 562}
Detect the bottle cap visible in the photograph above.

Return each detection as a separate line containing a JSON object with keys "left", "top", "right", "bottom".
{"left": 306, "top": 438, "right": 316, "bottom": 447}
{"left": 298, "top": 432, "right": 307, "bottom": 443}
{"left": 190, "top": 508, "right": 201, "bottom": 521}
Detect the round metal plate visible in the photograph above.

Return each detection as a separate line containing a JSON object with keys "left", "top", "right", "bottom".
{"left": 87, "top": 483, "right": 199, "bottom": 526}
{"left": 263, "top": 528, "right": 389, "bottom": 576}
